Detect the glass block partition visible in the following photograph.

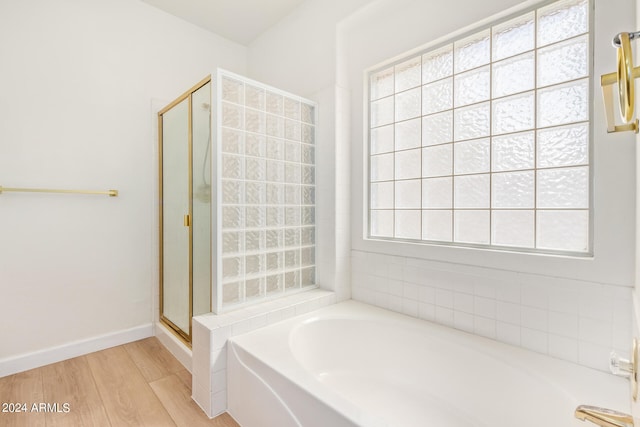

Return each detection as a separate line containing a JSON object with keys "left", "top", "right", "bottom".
{"left": 368, "top": 0, "right": 591, "bottom": 254}
{"left": 215, "top": 70, "right": 316, "bottom": 313}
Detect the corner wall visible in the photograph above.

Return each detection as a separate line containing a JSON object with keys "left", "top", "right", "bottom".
{"left": 246, "top": 0, "right": 370, "bottom": 302}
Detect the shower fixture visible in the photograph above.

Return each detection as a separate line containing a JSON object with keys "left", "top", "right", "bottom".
{"left": 195, "top": 101, "right": 211, "bottom": 204}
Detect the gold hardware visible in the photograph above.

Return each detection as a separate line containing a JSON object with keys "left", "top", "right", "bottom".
{"left": 575, "top": 405, "right": 634, "bottom": 427}
{"left": 633, "top": 338, "right": 638, "bottom": 401}
{"left": 0, "top": 186, "right": 118, "bottom": 197}
{"left": 158, "top": 75, "right": 211, "bottom": 345}
{"left": 601, "top": 32, "right": 640, "bottom": 133}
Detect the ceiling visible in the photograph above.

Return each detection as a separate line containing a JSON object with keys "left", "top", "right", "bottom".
{"left": 141, "top": 0, "right": 307, "bottom": 46}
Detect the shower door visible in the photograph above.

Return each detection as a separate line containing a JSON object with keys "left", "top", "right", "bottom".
{"left": 159, "top": 76, "right": 212, "bottom": 344}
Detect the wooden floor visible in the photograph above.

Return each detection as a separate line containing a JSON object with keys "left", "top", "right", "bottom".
{"left": 0, "top": 338, "right": 240, "bottom": 427}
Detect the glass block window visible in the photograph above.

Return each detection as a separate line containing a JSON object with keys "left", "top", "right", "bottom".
{"left": 368, "top": 0, "right": 591, "bottom": 254}
{"left": 218, "top": 71, "right": 316, "bottom": 311}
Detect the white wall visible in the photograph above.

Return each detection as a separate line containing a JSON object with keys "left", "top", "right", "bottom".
{"left": 247, "top": 0, "right": 371, "bottom": 302}
{"left": 247, "top": 0, "right": 373, "bottom": 97}
{"left": 0, "top": 0, "right": 245, "bottom": 374}
{"left": 343, "top": 0, "right": 636, "bottom": 371}
{"left": 248, "top": 0, "right": 637, "bottom": 371}
{"left": 345, "top": 0, "right": 636, "bottom": 286}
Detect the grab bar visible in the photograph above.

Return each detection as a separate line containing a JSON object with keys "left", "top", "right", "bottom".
{"left": 0, "top": 186, "right": 118, "bottom": 197}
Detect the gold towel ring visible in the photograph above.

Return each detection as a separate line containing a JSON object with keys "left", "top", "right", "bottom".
{"left": 617, "top": 32, "right": 634, "bottom": 123}
{"left": 601, "top": 31, "right": 640, "bottom": 133}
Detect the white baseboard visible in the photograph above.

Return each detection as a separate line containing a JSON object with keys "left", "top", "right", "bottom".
{"left": 155, "top": 322, "right": 192, "bottom": 372}
{"left": 0, "top": 324, "right": 153, "bottom": 378}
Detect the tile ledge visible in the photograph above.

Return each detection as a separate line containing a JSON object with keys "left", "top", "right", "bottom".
{"left": 193, "top": 289, "right": 336, "bottom": 330}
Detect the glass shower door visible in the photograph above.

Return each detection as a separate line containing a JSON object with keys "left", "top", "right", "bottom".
{"left": 161, "top": 98, "right": 190, "bottom": 335}
{"left": 159, "top": 76, "right": 212, "bottom": 343}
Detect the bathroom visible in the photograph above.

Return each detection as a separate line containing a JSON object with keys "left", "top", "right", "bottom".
{"left": 0, "top": 0, "right": 639, "bottom": 425}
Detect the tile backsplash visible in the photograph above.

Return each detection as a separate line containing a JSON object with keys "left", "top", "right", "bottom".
{"left": 351, "top": 250, "right": 632, "bottom": 372}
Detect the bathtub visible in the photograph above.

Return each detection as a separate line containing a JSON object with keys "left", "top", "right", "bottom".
{"left": 227, "top": 301, "right": 629, "bottom": 427}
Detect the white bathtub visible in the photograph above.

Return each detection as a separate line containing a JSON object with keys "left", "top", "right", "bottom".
{"left": 227, "top": 301, "right": 629, "bottom": 427}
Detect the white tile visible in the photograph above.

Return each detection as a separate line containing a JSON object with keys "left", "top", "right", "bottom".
{"left": 474, "top": 316, "right": 496, "bottom": 339}
{"left": 193, "top": 381, "right": 212, "bottom": 417}
{"left": 548, "top": 282, "right": 579, "bottom": 315}
{"left": 579, "top": 316, "right": 612, "bottom": 346}
{"left": 579, "top": 284, "right": 613, "bottom": 321}
{"left": 521, "top": 327, "right": 548, "bottom": 354}
{"left": 436, "top": 306, "right": 454, "bottom": 326}
{"left": 497, "top": 322, "right": 521, "bottom": 346}
{"left": 419, "top": 303, "right": 436, "bottom": 321}
{"left": 404, "top": 265, "right": 427, "bottom": 285}
{"left": 548, "top": 311, "right": 578, "bottom": 338}
{"left": 495, "top": 280, "right": 521, "bottom": 303}
{"left": 612, "top": 297, "right": 632, "bottom": 351}
{"left": 211, "top": 369, "right": 227, "bottom": 393}
{"left": 578, "top": 341, "right": 611, "bottom": 372}
{"left": 211, "top": 390, "right": 228, "bottom": 417}
{"left": 419, "top": 286, "right": 436, "bottom": 304}
{"left": 388, "top": 262, "right": 404, "bottom": 281}
{"left": 354, "top": 288, "right": 376, "bottom": 305}
{"left": 449, "top": 273, "right": 475, "bottom": 294}
{"left": 192, "top": 324, "right": 211, "bottom": 391}
{"left": 610, "top": 285, "right": 632, "bottom": 301}
{"left": 521, "top": 306, "right": 547, "bottom": 331}
{"left": 372, "top": 275, "right": 390, "bottom": 294}
{"left": 211, "top": 325, "right": 232, "bottom": 351}
{"left": 474, "top": 279, "right": 497, "bottom": 298}
{"left": 231, "top": 318, "right": 252, "bottom": 335}
{"left": 520, "top": 281, "right": 549, "bottom": 309}
{"left": 548, "top": 334, "right": 578, "bottom": 363}
{"left": 389, "top": 295, "right": 403, "bottom": 313}
{"left": 474, "top": 296, "right": 496, "bottom": 319}
{"left": 374, "top": 291, "right": 391, "bottom": 309}
{"left": 266, "top": 309, "right": 284, "bottom": 324}
{"left": 249, "top": 314, "right": 268, "bottom": 330}
{"left": 454, "top": 292, "right": 474, "bottom": 313}
{"left": 211, "top": 348, "right": 227, "bottom": 373}
{"left": 436, "top": 288, "right": 454, "bottom": 308}
{"left": 496, "top": 301, "right": 521, "bottom": 325}
{"left": 280, "top": 306, "right": 297, "bottom": 320}
{"left": 294, "top": 302, "right": 313, "bottom": 316}
{"left": 402, "top": 298, "right": 419, "bottom": 317}
{"left": 351, "top": 257, "right": 367, "bottom": 273}
{"left": 403, "top": 283, "right": 420, "bottom": 300}
{"left": 388, "top": 280, "right": 404, "bottom": 297}
{"left": 454, "top": 311, "right": 474, "bottom": 332}
{"left": 612, "top": 321, "right": 632, "bottom": 354}
{"left": 359, "top": 274, "right": 377, "bottom": 291}
{"left": 351, "top": 250, "right": 367, "bottom": 260}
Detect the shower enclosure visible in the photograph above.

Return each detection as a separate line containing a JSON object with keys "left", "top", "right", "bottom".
{"left": 158, "top": 70, "right": 317, "bottom": 344}
{"left": 158, "top": 77, "right": 212, "bottom": 343}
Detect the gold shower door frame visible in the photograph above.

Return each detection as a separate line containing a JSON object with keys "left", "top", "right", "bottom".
{"left": 158, "top": 75, "right": 212, "bottom": 345}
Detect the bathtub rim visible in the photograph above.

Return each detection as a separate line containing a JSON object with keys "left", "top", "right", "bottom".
{"left": 228, "top": 299, "right": 630, "bottom": 427}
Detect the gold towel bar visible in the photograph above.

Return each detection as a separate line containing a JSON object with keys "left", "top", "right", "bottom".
{"left": 0, "top": 186, "right": 118, "bottom": 197}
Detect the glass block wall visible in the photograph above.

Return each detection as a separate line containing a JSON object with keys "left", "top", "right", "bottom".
{"left": 368, "top": 0, "right": 591, "bottom": 254}
{"left": 216, "top": 70, "right": 316, "bottom": 312}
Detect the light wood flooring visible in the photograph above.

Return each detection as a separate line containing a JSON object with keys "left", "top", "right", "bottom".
{"left": 0, "top": 337, "right": 240, "bottom": 427}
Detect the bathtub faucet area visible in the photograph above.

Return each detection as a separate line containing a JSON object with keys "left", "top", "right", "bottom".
{"left": 575, "top": 405, "right": 635, "bottom": 427}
